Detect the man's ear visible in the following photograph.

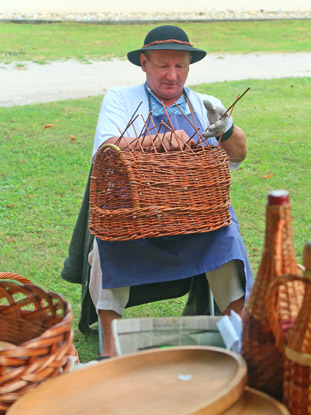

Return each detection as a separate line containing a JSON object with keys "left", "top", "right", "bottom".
{"left": 140, "top": 53, "right": 147, "bottom": 72}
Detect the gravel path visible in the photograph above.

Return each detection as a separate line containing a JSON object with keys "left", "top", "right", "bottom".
{"left": 1, "top": 10, "right": 311, "bottom": 22}
{"left": 1, "top": 52, "right": 311, "bottom": 107}
{"left": 1, "top": 10, "right": 310, "bottom": 107}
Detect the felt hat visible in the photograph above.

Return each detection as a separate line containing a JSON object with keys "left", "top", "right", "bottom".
{"left": 127, "top": 25, "right": 206, "bottom": 66}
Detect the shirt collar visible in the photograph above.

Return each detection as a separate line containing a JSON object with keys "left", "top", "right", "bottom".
{"left": 144, "top": 82, "right": 189, "bottom": 116}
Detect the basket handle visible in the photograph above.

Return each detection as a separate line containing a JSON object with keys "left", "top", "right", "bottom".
{"left": 0, "top": 272, "right": 32, "bottom": 284}
{"left": 266, "top": 274, "right": 304, "bottom": 352}
{"left": 0, "top": 272, "right": 80, "bottom": 363}
{"left": 101, "top": 143, "right": 121, "bottom": 152}
{"left": 266, "top": 242, "right": 311, "bottom": 352}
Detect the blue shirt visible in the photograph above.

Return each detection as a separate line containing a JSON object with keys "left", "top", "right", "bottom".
{"left": 144, "top": 82, "right": 189, "bottom": 116}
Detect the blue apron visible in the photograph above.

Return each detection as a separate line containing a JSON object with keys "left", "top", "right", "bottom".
{"left": 97, "top": 92, "right": 253, "bottom": 300}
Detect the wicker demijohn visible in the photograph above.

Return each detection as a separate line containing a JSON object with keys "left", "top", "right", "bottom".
{"left": 0, "top": 272, "right": 74, "bottom": 414}
{"left": 89, "top": 106, "right": 232, "bottom": 242}
{"left": 267, "top": 242, "right": 311, "bottom": 415}
{"left": 241, "top": 190, "right": 303, "bottom": 399}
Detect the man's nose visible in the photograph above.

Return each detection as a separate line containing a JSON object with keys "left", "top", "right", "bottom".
{"left": 166, "top": 67, "right": 178, "bottom": 80}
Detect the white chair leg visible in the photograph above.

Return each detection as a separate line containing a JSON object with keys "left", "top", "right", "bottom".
{"left": 99, "top": 318, "right": 103, "bottom": 355}
{"left": 209, "top": 286, "right": 215, "bottom": 316}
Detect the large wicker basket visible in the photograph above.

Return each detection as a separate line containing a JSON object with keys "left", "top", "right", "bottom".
{"left": 0, "top": 272, "right": 74, "bottom": 414}
{"left": 89, "top": 143, "right": 232, "bottom": 241}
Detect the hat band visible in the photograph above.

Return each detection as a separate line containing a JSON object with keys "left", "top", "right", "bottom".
{"left": 143, "top": 39, "right": 193, "bottom": 48}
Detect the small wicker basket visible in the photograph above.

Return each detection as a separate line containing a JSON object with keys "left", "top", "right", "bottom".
{"left": 0, "top": 272, "right": 74, "bottom": 414}
{"left": 89, "top": 143, "right": 232, "bottom": 241}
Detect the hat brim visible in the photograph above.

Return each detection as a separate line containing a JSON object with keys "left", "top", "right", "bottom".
{"left": 127, "top": 43, "right": 206, "bottom": 66}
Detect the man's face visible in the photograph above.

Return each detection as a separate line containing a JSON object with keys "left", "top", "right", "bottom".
{"left": 140, "top": 50, "right": 191, "bottom": 102}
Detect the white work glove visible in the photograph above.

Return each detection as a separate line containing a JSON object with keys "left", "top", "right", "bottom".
{"left": 202, "top": 99, "right": 229, "bottom": 139}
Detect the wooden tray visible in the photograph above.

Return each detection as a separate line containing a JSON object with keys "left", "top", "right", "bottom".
{"left": 7, "top": 346, "right": 247, "bottom": 415}
{"left": 222, "top": 387, "right": 290, "bottom": 415}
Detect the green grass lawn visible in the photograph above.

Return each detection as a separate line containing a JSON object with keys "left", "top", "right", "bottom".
{"left": 0, "top": 20, "right": 311, "bottom": 64}
{"left": 1, "top": 19, "right": 310, "bottom": 361}
{"left": 1, "top": 77, "right": 310, "bottom": 361}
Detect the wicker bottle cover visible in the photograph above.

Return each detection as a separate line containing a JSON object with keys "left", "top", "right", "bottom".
{"left": 282, "top": 241, "right": 311, "bottom": 415}
{"left": 241, "top": 190, "right": 301, "bottom": 398}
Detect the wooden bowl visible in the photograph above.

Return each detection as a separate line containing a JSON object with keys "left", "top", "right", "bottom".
{"left": 7, "top": 346, "right": 247, "bottom": 415}
{"left": 222, "top": 386, "right": 290, "bottom": 414}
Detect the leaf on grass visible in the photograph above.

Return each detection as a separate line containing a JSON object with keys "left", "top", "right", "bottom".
{"left": 25, "top": 194, "right": 34, "bottom": 198}
{"left": 259, "top": 174, "right": 274, "bottom": 179}
{"left": 43, "top": 124, "right": 57, "bottom": 129}
{"left": 6, "top": 235, "right": 16, "bottom": 243}
{"left": 70, "top": 134, "right": 76, "bottom": 141}
{"left": 7, "top": 204, "right": 14, "bottom": 208}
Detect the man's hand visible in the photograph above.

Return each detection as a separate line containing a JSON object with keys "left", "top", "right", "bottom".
{"left": 202, "top": 99, "right": 229, "bottom": 138}
{"left": 155, "top": 129, "right": 195, "bottom": 151}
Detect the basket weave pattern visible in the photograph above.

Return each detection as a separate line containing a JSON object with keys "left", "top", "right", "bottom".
{"left": 0, "top": 276, "right": 74, "bottom": 414}
{"left": 241, "top": 309, "right": 284, "bottom": 395}
{"left": 284, "top": 360, "right": 310, "bottom": 415}
{"left": 266, "top": 275, "right": 305, "bottom": 354}
{"left": 242, "top": 202, "right": 303, "bottom": 398}
{"left": 271, "top": 270, "right": 311, "bottom": 415}
{"left": 245, "top": 204, "right": 301, "bottom": 321}
{"left": 89, "top": 144, "right": 232, "bottom": 241}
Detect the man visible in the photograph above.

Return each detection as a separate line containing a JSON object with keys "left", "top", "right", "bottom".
{"left": 89, "top": 25, "right": 253, "bottom": 357}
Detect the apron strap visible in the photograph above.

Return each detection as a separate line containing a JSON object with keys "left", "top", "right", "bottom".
{"left": 144, "top": 83, "right": 193, "bottom": 115}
